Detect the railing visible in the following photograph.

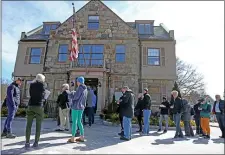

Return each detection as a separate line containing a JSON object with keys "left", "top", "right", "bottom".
{"left": 45, "top": 100, "right": 58, "bottom": 118}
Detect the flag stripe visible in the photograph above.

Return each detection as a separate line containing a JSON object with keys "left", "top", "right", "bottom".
{"left": 69, "top": 28, "right": 79, "bottom": 61}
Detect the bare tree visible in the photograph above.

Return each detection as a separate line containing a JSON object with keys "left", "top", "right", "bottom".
{"left": 1, "top": 78, "right": 11, "bottom": 101}
{"left": 176, "top": 58, "right": 205, "bottom": 96}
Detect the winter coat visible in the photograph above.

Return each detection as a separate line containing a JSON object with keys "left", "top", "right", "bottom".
{"left": 119, "top": 89, "right": 135, "bottom": 118}
{"left": 200, "top": 103, "right": 211, "bottom": 118}
{"left": 159, "top": 100, "right": 170, "bottom": 115}
{"left": 143, "top": 93, "right": 151, "bottom": 110}
{"left": 135, "top": 98, "right": 144, "bottom": 117}
{"left": 182, "top": 99, "right": 192, "bottom": 121}
{"left": 57, "top": 90, "right": 69, "bottom": 109}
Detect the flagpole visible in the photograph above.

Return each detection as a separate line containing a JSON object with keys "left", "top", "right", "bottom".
{"left": 70, "top": 3, "right": 76, "bottom": 69}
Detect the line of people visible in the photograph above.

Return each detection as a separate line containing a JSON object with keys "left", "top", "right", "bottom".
{"left": 116, "top": 87, "right": 225, "bottom": 141}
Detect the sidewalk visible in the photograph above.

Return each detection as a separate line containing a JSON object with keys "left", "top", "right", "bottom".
{"left": 210, "top": 122, "right": 219, "bottom": 128}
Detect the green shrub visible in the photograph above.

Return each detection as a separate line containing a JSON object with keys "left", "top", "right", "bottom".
{"left": 107, "top": 95, "right": 118, "bottom": 114}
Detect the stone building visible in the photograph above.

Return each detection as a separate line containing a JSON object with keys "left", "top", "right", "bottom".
{"left": 13, "top": 0, "right": 176, "bottom": 113}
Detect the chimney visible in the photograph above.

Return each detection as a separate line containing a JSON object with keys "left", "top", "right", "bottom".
{"left": 169, "top": 30, "right": 174, "bottom": 39}
{"left": 20, "top": 32, "right": 26, "bottom": 39}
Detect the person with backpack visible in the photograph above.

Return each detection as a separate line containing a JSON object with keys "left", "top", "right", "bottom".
{"left": 182, "top": 98, "right": 194, "bottom": 137}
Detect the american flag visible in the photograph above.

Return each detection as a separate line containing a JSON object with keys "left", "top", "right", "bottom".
{"left": 69, "top": 28, "right": 79, "bottom": 61}
{"left": 69, "top": 3, "right": 79, "bottom": 61}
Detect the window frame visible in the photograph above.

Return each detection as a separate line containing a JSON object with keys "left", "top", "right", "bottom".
{"left": 147, "top": 48, "right": 160, "bottom": 66}
{"left": 138, "top": 24, "right": 152, "bottom": 35}
{"left": 115, "top": 45, "right": 126, "bottom": 63}
{"left": 58, "top": 44, "right": 68, "bottom": 62}
{"left": 78, "top": 44, "right": 104, "bottom": 67}
{"left": 29, "top": 48, "right": 41, "bottom": 64}
{"left": 88, "top": 15, "right": 99, "bottom": 30}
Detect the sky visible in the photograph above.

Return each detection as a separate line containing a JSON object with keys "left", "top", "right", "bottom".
{"left": 2, "top": 1, "right": 224, "bottom": 97}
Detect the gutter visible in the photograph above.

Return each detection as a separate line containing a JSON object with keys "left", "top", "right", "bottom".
{"left": 138, "top": 39, "right": 142, "bottom": 93}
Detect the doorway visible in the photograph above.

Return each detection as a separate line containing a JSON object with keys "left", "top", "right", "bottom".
{"left": 85, "top": 78, "right": 98, "bottom": 113}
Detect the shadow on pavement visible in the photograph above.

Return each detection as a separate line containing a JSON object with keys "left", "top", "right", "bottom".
{"left": 149, "top": 131, "right": 165, "bottom": 136}
{"left": 1, "top": 142, "right": 68, "bottom": 155}
{"left": 151, "top": 137, "right": 189, "bottom": 145}
{"left": 3, "top": 135, "right": 71, "bottom": 147}
{"left": 192, "top": 137, "right": 209, "bottom": 144}
{"left": 211, "top": 138, "right": 225, "bottom": 144}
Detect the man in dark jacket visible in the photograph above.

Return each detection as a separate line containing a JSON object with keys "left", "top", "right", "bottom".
{"left": 1, "top": 78, "right": 23, "bottom": 138}
{"left": 170, "top": 90, "right": 184, "bottom": 138}
{"left": 212, "top": 95, "right": 225, "bottom": 138}
{"left": 142, "top": 88, "right": 151, "bottom": 135}
{"left": 193, "top": 99, "right": 203, "bottom": 135}
{"left": 182, "top": 99, "right": 194, "bottom": 137}
{"left": 158, "top": 97, "right": 170, "bottom": 133}
{"left": 119, "top": 86, "right": 135, "bottom": 141}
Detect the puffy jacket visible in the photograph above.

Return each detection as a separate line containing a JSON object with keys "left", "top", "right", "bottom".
{"left": 57, "top": 90, "right": 69, "bottom": 109}
{"left": 143, "top": 93, "right": 151, "bottom": 110}
{"left": 171, "top": 97, "right": 184, "bottom": 114}
{"left": 6, "top": 82, "right": 21, "bottom": 107}
{"left": 119, "top": 89, "right": 135, "bottom": 118}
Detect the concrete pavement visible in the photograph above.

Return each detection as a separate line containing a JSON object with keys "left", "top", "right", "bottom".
{"left": 1, "top": 118, "right": 224, "bottom": 154}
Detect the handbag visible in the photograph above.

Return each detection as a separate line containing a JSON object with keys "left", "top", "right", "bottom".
{"left": 134, "top": 109, "right": 141, "bottom": 117}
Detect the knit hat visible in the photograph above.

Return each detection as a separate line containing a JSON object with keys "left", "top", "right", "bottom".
{"left": 76, "top": 76, "right": 85, "bottom": 84}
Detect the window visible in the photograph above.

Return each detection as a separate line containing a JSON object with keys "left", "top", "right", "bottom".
{"left": 30, "top": 48, "right": 41, "bottom": 64}
{"left": 88, "top": 16, "right": 99, "bottom": 30}
{"left": 51, "top": 24, "right": 57, "bottom": 30}
{"left": 78, "top": 45, "right": 104, "bottom": 67}
{"left": 43, "top": 24, "right": 58, "bottom": 34}
{"left": 138, "top": 24, "right": 152, "bottom": 34}
{"left": 58, "top": 45, "right": 68, "bottom": 62}
{"left": 147, "top": 48, "right": 160, "bottom": 66}
{"left": 115, "top": 45, "right": 126, "bottom": 62}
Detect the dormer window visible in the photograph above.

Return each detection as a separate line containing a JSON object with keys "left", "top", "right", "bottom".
{"left": 138, "top": 24, "right": 153, "bottom": 35}
{"left": 43, "top": 24, "right": 58, "bottom": 35}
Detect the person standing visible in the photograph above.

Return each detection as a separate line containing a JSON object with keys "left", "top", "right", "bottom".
{"left": 193, "top": 99, "right": 203, "bottom": 136}
{"left": 212, "top": 95, "right": 225, "bottom": 138}
{"left": 117, "top": 91, "right": 125, "bottom": 136}
{"left": 1, "top": 78, "right": 23, "bottom": 138}
{"left": 134, "top": 93, "right": 144, "bottom": 132}
{"left": 142, "top": 88, "right": 151, "bottom": 135}
{"left": 86, "top": 86, "right": 95, "bottom": 127}
{"left": 25, "top": 74, "right": 46, "bottom": 148}
{"left": 182, "top": 98, "right": 194, "bottom": 137}
{"left": 67, "top": 76, "right": 88, "bottom": 143}
{"left": 56, "top": 84, "right": 70, "bottom": 131}
{"left": 199, "top": 98, "right": 211, "bottom": 139}
{"left": 119, "top": 86, "right": 134, "bottom": 141}
{"left": 170, "top": 90, "right": 184, "bottom": 138}
{"left": 158, "top": 97, "right": 170, "bottom": 133}
{"left": 91, "top": 88, "right": 97, "bottom": 124}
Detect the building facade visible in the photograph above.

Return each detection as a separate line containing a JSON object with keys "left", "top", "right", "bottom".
{"left": 13, "top": 0, "right": 177, "bottom": 113}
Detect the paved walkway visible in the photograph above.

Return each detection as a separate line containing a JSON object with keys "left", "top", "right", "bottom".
{"left": 1, "top": 118, "right": 224, "bottom": 154}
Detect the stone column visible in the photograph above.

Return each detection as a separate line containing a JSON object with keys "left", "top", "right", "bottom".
{"left": 97, "top": 77, "right": 104, "bottom": 114}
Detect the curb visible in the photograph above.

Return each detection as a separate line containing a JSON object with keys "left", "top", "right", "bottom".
{"left": 102, "top": 120, "right": 196, "bottom": 130}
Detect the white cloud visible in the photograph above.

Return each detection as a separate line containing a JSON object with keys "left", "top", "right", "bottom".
{"left": 112, "top": 1, "right": 224, "bottom": 97}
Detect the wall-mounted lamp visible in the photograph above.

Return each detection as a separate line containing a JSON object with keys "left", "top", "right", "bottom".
{"left": 98, "top": 81, "right": 101, "bottom": 87}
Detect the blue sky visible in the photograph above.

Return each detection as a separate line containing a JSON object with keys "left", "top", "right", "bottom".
{"left": 2, "top": 1, "right": 224, "bottom": 97}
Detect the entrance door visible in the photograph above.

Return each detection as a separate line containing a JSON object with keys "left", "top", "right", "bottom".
{"left": 85, "top": 78, "right": 98, "bottom": 113}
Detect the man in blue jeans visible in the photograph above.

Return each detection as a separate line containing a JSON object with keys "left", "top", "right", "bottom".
{"left": 170, "top": 90, "right": 184, "bottom": 138}
{"left": 1, "top": 78, "right": 23, "bottom": 138}
{"left": 119, "top": 86, "right": 135, "bottom": 141}
{"left": 142, "top": 88, "right": 151, "bottom": 135}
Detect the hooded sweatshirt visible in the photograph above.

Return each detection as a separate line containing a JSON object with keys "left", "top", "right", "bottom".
{"left": 69, "top": 84, "right": 88, "bottom": 110}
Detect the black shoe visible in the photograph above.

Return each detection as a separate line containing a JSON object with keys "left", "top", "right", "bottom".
{"left": 65, "top": 129, "right": 69, "bottom": 131}
{"left": 219, "top": 135, "right": 224, "bottom": 138}
{"left": 33, "top": 142, "right": 39, "bottom": 148}
{"left": 185, "top": 134, "right": 191, "bottom": 137}
{"left": 163, "top": 130, "right": 167, "bottom": 133}
{"left": 205, "top": 135, "right": 210, "bottom": 139}
{"left": 173, "top": 135, "right": 179, "bottom": 139}
{"left": 1, "top": 132, "right": 7, "bottom": 138}
{"left": 136, "top": 130, "right": 142, "bottom": 133}
{"left": 6, "top": 133, "right": 16, "bottom": 139}
{"left": 55, "top": 129, "right": 64, "bottom": 132}
{"left": 179, "top": 135, "right": 184, "bottom": 138}
{"left": 120, "top": 136, "right": 130, "bottom": 141}
{"left": 25, "top": 143, "right": 30, "bottom": 149}
{"left": 118, "top": 131, "right": 124, "bottom": 136}
{"left": 157, "top": 129, "right": 161, "bottom": 132}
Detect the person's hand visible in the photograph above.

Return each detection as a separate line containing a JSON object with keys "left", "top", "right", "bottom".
{"left": 170, "top": 105, "right": 174, "bottom": 108}
{"left": 117, "top": 101, "right": 120, "bottom": 104}
{"left": 198, "top": 107, "right": 202, "bottom": 110}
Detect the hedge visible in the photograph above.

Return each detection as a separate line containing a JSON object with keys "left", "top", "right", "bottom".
{"left": 1, "top": 107, "right": 48, "bottom": 118}
{"left": 100, "top": 113, "right": 196, "bottom": 127}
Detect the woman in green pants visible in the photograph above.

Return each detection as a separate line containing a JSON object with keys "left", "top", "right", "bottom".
{"left": 25, "top": 74, "right": 46, "bottom": 148}
{"left": 68, "top": 76, "right": 88, "bottom": 143}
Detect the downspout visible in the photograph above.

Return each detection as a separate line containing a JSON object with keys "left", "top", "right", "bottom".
{"left": 43, "top": 39, "right": 49, "bottom": 72}
{"left": 138, "top": 39, "right": 142, "bottom": 93}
